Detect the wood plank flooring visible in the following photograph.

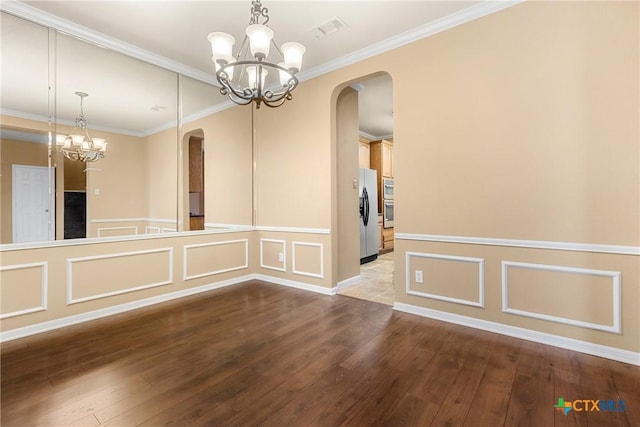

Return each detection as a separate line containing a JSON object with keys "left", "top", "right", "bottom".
{"left": 1, "top": 280, "right": 639, "bottom": 426}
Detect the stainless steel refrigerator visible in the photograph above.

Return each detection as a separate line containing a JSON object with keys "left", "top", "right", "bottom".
{"left": 359, "top": 168, "right": 379, "bottom": 264}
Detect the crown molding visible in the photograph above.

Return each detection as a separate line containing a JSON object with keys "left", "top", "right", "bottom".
{"left": 0, "top": 0, "right": 218, "bottom": 87}
{"left": 0, "top": 109, "right": 146, "bottom": 137}
{"left": 296, "top": 0, "right": 525, "bottom": 83}
{"left": 1, "top": 0, "right": 524, "bottom": 129}
{"left": 359, "top": 131, "right": 393, "bottom": 141}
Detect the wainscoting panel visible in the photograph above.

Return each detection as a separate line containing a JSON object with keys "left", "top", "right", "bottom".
{"left": 145, "top": 226, "right": 161, "bottom": 234}
{"left": 0, "top": 262, "right": 47, "bottom": 319}
{"left": 292, "top": 241, "right": 324, "bottom": 279}
{"left": 405, "top": 251, "right": 485, "bottom": 308}
{"left": 183, "top": 239, "right": 249, "bottom": 281}
{"left": 97, "top": 226, "right": 138, "bottom": 238}
{"left": 502, "top": 261, "right": 621, "bottom": 333}
{"left": 260, "top": 239, "right": 286, "bottom": 272}
{"left": 67, "top": 248, "right": 173, "bottom": 304}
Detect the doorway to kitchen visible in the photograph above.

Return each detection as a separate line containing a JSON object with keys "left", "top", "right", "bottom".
{"left": 335, "top": 73, "right": 394, "bottom": 305}
{"left": 182, "top": 129, "right": 205, "bottom": 231}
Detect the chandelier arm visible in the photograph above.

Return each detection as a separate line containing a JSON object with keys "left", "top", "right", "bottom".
{"left": 236, "top": 34, "right": 250, "bottom": 62}
{"left": 262, "top": 94, "right": 292, "bottom": 108}
{"left": 208, "top": 1, "right": 303, "bottom": 109}
{"left": 270, "top": 38, "right": 285, "bottom": 61}
{"left": 217, "top": 73, "right": 255, "bottom": 103}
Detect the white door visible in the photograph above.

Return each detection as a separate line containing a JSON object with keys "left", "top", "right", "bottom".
{"left": 12, "top": 165, "right": 54, "bottom": 243}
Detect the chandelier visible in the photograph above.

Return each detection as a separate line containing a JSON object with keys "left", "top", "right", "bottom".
{"left": 207, "top": 0, "right": 305, "bottom": 108}
{"left": 56, "top": 92, "right": 107, "bottom": 162}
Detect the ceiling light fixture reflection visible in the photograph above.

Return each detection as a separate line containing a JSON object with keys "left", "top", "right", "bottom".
{"left": 56, "top": 92, "right": 107, "bottom": 162}
{"left": 207, "top": 0, "right": 305, "bottom": 108}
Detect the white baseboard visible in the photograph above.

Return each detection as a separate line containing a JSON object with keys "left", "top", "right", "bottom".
{"left": 336, "top": 275, "right": 362, "bottom": 290}
{"left": 393, "top": 302, "right": 640, "bottom": 366}
{"left": 4, "top": 272, "right": 637, "bottom": 367}
{"left": 0, "top": 274, "right": 253, "bottom": 343}
{"left": 252, "top": 274, "right": 336, "bottom": 295}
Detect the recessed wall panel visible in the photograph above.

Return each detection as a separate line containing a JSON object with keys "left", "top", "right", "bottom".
{"left": 0, "top": 262, "right": 47, "bottom": 318}
{"left": 97, "top": 226, "right": 138, "bottom": 237}
{"left": 260, "top": 239, "right": 286, "bottom": 272}
{"left": 183, "top": 239, "right": 248, "bottom": 281}
{"left": 67, "top": 248, "right": 173, "bottom": 304}
{"left": 406, "top": 252, "right": 484, "bottom": 307}
{"left": 292, "top": 242, "right": 323, "bottom": 279}
{"left": 502, "top": 261, "right": 620, "bottom": 333}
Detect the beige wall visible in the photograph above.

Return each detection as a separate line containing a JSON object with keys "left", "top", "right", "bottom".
{"left": 84, "top": 129, "right": 148, "bottom": 233}
{"left": 145, "top": 126, "right": 178, "bottom": 227}
{"left": 1, "top": 1, "right": 638, "bottom": 360}
{"left": 334, "top": 87, "right": 360, "bottom": 283}
{"left": 250, "top": 1, "right": 640, "bottom": 354}
{"left": 182, "top": 105, "right": 253, "bottom": 228}
{"left": 0, "top": 138, "right": 49, "bottom": 244}
{"left": 0, "top": 230, "right": 254, "bottom": 333}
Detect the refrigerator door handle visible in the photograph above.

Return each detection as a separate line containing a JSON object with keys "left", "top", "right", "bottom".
{"left": 363, "top": 187, "right": 369, "bottom": 226}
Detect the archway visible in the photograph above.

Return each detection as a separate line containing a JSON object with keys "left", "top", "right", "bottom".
{"left": 332, "top": 72, "right": 394, "bottom": 305}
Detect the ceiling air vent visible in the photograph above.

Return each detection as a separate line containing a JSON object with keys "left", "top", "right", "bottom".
{"left": 309, "top": 16, "right": 347, "bottom": 39}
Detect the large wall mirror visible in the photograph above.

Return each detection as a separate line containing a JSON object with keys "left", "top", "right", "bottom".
{"left": 1, "top": 10, "right": 252, "bottom": 245}
{"left": 1, "top": 12, "right": 51, "bottom": 244}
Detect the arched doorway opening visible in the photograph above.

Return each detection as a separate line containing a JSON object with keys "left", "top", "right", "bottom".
{"left": 333, "top": 72, "right": 394, "bottom": 305}
{"left": 182, "top": 128, "right": 205, "bottom": 230}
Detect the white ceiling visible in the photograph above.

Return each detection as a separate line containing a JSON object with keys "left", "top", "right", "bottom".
{"left": 1, "top": 0, "right": 495, "bottom": 138}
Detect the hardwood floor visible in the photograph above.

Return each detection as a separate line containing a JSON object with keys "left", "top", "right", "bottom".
{"left": 1, "top": 280, "right": 639, "bottom": 426}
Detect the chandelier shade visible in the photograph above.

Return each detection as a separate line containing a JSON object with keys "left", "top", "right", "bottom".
{"left": 207, "top": 0, "right": 305, "bottom": 108}
{"left": 56, "top": 92, "right": 107, "bottom": 162}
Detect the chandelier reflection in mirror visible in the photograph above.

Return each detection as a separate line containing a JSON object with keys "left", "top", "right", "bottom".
{"left": 56, "top": 92, "right": 107, "bottom": 162}
{"left": 208, "top": 0, "right": 305, "bottom": 108}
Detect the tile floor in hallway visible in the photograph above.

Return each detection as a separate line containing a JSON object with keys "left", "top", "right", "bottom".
{"left": 337, "top": 251, "right": 395, "bottom": 305}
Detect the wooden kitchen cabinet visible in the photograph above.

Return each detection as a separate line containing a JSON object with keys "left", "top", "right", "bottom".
{"left": 369, "top": 139, "right": 393, "bottom": 212}
{"left": 377, "top": 215, "right": 383, "bottom": 251}
{"left": 359, "top": 139, "right": 370, "bottom": 169}
{"left": 382, "top": 226, "right": 394, "bottom": 250}
{"left": 189, "top": 137, "right": 204, "bottom": 192}
{"left": 381, "top": 140, "right": 393, "bottom": 178}
{"left": 189, "top": 216, "right": 204, "bottom": 230}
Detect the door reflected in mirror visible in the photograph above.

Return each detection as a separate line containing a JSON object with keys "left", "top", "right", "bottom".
{"left": 1, "top": 10, "right": 255, "bottom": 246}
{"left": 0, "top": 13, "right": 50, "bottom": 244}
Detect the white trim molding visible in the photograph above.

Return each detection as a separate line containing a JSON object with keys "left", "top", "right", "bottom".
{"left": 393, "top": 302, "right": 639, "bottom": 366}
{"left": 0, "top": 228, "right": 249, "bottom": 252}
{"left": 97, "top": 226, "right": 138, "bottom": 238}
{"left": 183, "top": 239, "right": 249, "bottom": 281}
{"left": 66, "top": 248, "right": 173, "bottom": 305}
{"left": 0, "top": 274, "right": 253, "bottom": 343}
{"left": 260, "top": 239, "right": 287, "bottom": 273}
{"left": 205, "top": 223, "right": 253, "bottom": 230}
{"left": 253, "top": 274, "right": 335, "bottom": 296}
{"left": 502, "top": 261, "right": 622, "bottom": 334}
{"left": 91, "top": 218, "right": 177, "bottom": 224}
{"left": 256, "top": 226, "right": 331, "bottom": 235}
{"left": 336, "top": 275, "right": 362, "bottom": 290}
{"left": 0, "top": 0, "right": 217, "bottom": 86}
{"left": 297, "top": 0, "right": 524, "bottom": 82}
{"left": 395, "top": 233, "right": 640, "bottom": 256}
{"left": 145, "top": 226, "right": 161, "bottom": 234}
{"left": 292, "top": 241, "right": 324, "bottom": 279}
{"left": 405, "top": 251, "right": 485, "bottom": 308}
{"left": 0, "top": 262, "right": 48, "bottom": 319}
